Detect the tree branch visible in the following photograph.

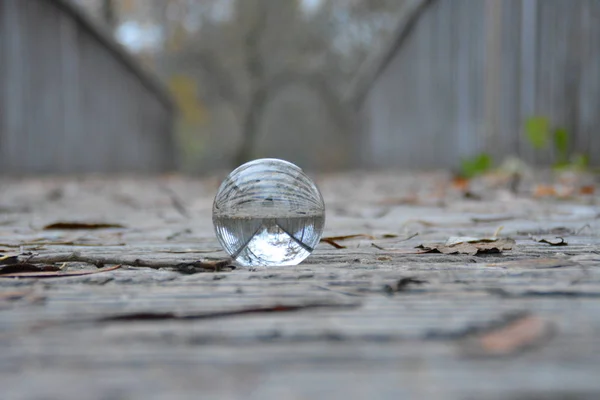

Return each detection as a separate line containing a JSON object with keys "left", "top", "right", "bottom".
{"left": 233, "top": 70, "right": 353, "bottom": 165}
{"left": 348, "top": 0, "right": 436, "bottom": 107}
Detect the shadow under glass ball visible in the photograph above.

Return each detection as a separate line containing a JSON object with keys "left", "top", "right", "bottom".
{"left": 212, "top": 158, "right": 325, "bottom": 267}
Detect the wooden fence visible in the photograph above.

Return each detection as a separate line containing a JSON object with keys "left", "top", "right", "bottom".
{"left": 360, "top": 0, "right": 600, "bottom": 169}
{"left": 0, "top": 0, "right": 175, "bottom": 174}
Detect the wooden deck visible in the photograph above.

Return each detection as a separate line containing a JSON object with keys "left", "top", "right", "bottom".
{"left": 0, "top": 172, "right": 599, "bottom": 399}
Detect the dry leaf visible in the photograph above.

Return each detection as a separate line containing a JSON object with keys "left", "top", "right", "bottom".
{"left": 462, "top": 314, "right": 554, "bottom": 357}
{"left": 452, "top": 176, "right": 470, "bottom": 191}
{"left": 0, "top": 264, "right": 121, "bottom": 278}
{"left": 417, "top": 237, "right": 515, "bottom": 256}
{"left": 533, "top": 184, "right": 557, "bottom": 197}
{"left": 531, "top": 236, "right": 568, "bottom": 246}
{"left": 43, "top": 222, "right": 125, "bottom": 230}
{"left": 0, "top": 264, "right": 61, "bottom": 275}
{"left": 580, "top": 185, "right": 595, "bottom": 195}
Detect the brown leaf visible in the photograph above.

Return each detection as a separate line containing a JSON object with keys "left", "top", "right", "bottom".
{"left": 416, "top": 237, "right": 515, "bottom": 256}
{"left": 0, "top": 264, "right": 61, "bottom": 275}
{"left": 452, "top": 176, "right": 470, "bottom": 191}
{"left": 532, "top": 236, "right": 568, "bottom": 246}
{"left": 580, "top": 185, "right": 595, "bottom": 195}
{"left": 462, "top": 314, "right": 554, "bottom": 357}
{"left": 533, "top": 184, "right": 557, "bottom": 197}
{"left": 0, "top": 264, "right": 121, "bottom": 278}
{"left": 43, "top": 222, "right": 125, "bottom": 230}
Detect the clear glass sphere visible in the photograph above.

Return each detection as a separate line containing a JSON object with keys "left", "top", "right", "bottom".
{"left": 213, "top": 158, "right": 325, "bottom": 267}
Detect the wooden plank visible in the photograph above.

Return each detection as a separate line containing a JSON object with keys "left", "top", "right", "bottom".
{"left": 0, "top": 173, "right": 598, "bottom": 398}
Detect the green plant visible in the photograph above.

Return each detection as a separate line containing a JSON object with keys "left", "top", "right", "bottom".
{"left": 525, "top": 116, "right": 550, "bottom": 149}
{"left": 459, "top": 153, "right": 493, "bottom": 179}
{"left": 524, "top": 116, "right": 588, "bottom": 170}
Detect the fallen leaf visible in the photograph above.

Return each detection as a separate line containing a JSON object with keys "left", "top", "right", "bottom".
{"left": 532, "top": 236, "right": 568, "bottom": 246}
{"left": 416, "top": 237, "right": 515, "bottom": 256}
{"left": 43, "top": 222, "right": 125, "bottom": 230}
{"left": 0, "top": 264, "right": 61, "bottom": 275}
{"left": 452, "top": 176, "right": 470, "bottom": 191}
{"left": 462, "top": 314, "right": 554, "bottom": 357}
{"left": 580, "top": 185, "right": 595, "bottom": 195}
{"left": 0, "top": 264, "right": 121, "bottom": 278}
{"left": 533, "top": 184, "right": 556, "bottom": 197}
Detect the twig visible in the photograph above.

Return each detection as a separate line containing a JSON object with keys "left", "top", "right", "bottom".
{"left": 20, "top": 252, "right": 234, "bottom": 272}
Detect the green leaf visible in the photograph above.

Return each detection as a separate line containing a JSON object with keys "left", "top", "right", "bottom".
{"left": 460, "top": 153, "right": 492, "bottom": 179}
{"left": 553, "top": 128, "right": 569, "bottom": 162}
{"left": 525, "top": 117, "right": 550, "bottom": 149}
{"left": 571, "top": 154, "right": 589, "bottom": 169}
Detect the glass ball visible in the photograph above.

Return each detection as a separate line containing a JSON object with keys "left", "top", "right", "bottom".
{"left": 213, "top": 158, "right": 325, "bottom": 267}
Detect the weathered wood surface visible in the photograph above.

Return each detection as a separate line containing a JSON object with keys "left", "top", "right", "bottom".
{"left": 361, "top": 0, "right": 600, "bottom": 168}
{"left": 0, "top": 172, "right": 599, "bottom": 399}
{"left": 0, "top": 0, "right": 174, "bottom": 173}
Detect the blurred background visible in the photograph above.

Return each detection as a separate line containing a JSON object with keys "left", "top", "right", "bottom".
{"left": 1, "top": 0, "right": 599, "bottom": 175}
